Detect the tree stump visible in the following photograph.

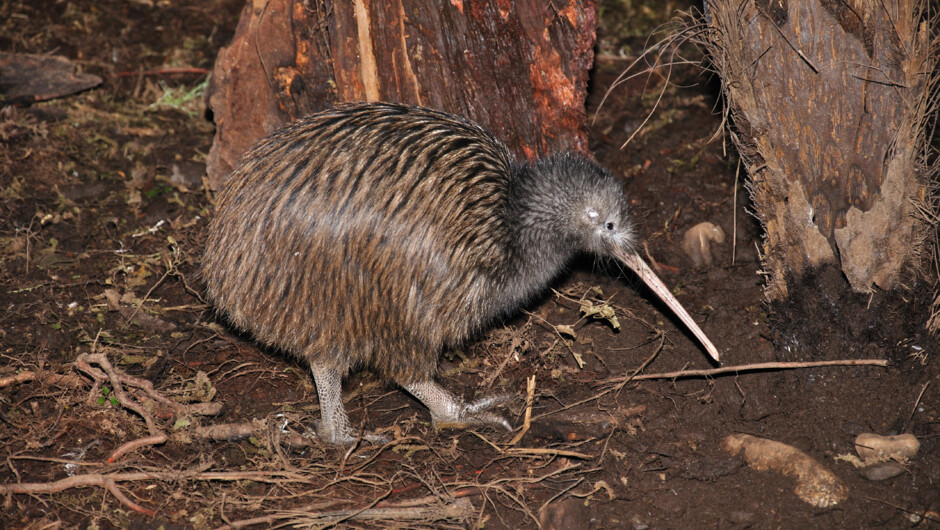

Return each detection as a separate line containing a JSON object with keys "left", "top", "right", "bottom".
{"left": 699, "top": 0, "right": 937, "bottom": 298}
{"left": 205, "top": 0, "right": 598, "bottom": 189}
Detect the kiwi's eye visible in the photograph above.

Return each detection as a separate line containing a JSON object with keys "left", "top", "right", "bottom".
{"left": 606, "top": 222, "right": 615, "bottom": 231}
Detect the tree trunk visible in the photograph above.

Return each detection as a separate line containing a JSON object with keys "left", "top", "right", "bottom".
{"left": 205, "top": 0, "right": 598, "bottom": 189}
{"left": 699, "top": 0, "right": 937, "bottom": 298}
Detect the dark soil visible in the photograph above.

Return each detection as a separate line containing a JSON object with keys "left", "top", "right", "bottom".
{"left": 1, "top": 1, "right": 937, "bottom": 528}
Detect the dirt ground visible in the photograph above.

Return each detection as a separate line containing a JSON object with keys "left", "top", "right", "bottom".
{"left": 1, "top": 0, "right": 938, "bottom": 528}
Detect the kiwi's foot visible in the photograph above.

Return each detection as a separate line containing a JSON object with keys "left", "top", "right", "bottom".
{"left": 404, "top": 380, "right": 513, "bottom": 431}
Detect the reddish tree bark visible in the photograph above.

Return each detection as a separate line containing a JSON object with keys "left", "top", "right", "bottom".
{"left": 206, "top": 0, "right": 598, "bottom": 188}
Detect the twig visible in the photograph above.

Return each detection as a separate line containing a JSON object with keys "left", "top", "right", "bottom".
{"left": 215, "top": 501, "right": 345, "bottom": 529}
{"left": 599, "top": 359, "right": 889, "bottom": 386}
{"left": 530, "top": 335, "right": 662, "bottom": 425}
{"left": 732, "top": 156, "right": 741, "bottom": 265}
{"left": 122, "top": 265, "right": 173, "bottom": 327}
{"left": 482, "top": 325, "right": 528, "bottom": 390}
{"left": 474, "top": 426, "right": 592, "bottom": 459}
{"left": 538, "top": 477, "right": 585, "bottom": 517}
{"left": 107, "top": 434, "right": 168, "bottom": 464}
{"left": 0, "top": 468, "right": 318, "bottom": 516}
{"left": 0, "top": 470, "right": 314, "bottom": 495}
{"left": 8, "top": 455, "right": 99, "bottom": 467}
{"left": 73, "top": 351, "right": 225, "bottom": 463}
{"left": 217, "top": 497, "right": 474, "bottom": 529}
{"left": 116, "top": 67, "right": 209, "bottom": 77}
{"left": 904, "top": 380, "right": 930, "bottom": 432}
{"left": 763, "top": 14, "right": 819, "bottom": 73}
{"left": 196, "top": 422, "right": 257, "bottom": 441}
{"left": 616, "top": 334, "right": 665, "bottom": 394}
{"left": 507, "top": 375, "right": 535, "bottom": 446}
{"left": 74, "top": 352, "right": 160, "bottom": 435}
{"left": 0, "top": 370, "right": 84, "bottom": 389}
{"left": 102, "top": 477, "right": 154, "bottom": 516}
{"left": 504, "top": 448, "right": 593, "bottom": 460}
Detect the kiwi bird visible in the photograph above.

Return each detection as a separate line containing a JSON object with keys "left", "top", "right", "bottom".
{"left": 203, "top": 102, "right": 719, "bottom": 445}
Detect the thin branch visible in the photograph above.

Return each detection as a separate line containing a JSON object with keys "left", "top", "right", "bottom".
{"left": 0, "top": 370, "right": 84, "bottom": 389}
{"left": 599, "top": 359, "right": 889, "bottom": 386}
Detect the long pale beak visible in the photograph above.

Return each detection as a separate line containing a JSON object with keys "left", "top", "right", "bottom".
{"left": 615, "top": 248, "right": 720, "bottom": 362}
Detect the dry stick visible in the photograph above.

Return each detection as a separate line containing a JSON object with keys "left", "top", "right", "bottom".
{"left": 72, "top": 349, "right": 224, "bottom": 420}
{"left": 903, "top": 380, "right": 930, "bottom": 433}
{"left": 537, "top": 477, "right": 585, "bottom": 517}
{"left": 473, "top": 462, "right": 586, "bottom": 526}
{"left": 116, "top": 66, "right": 209, "bottom": 77}
{"left": 0, "top": 470, "right": 314, "bottom": 495}
{"left": 3, "top": 469, "right": 313, "bottom": 490}
{"left": 8, "top": 455, "right": 99, "bottom": 467}
{"left": 536, "top": 356, "right": 884, "bottom": 423}
{"left": 346, "top": 436, "right": 431, "bottom": 475}
{"left": 102, "top": 477, "right": 154, "bottom": 516}
{"left": 122, "top": 264, "right": 174, "bottom": 327}
{"left": 504, "top": 448, "right": 593, "bottom": 460}
{"left": 763, "top": 11, "right": 820, "bottom": 73}
{"left": 327, "top": 483, "right": 396, "bottom": 529}
{"left": 83, "top": 351, "right": 203, "bottom": 407}
{"left": 615, "top": 334, "right": 666, "bottom": 395}
{"left": 196, "top": 422, "right": 257, "bottom": 442}
{"left": 599, "top": 359, "right": 889, "bottom": 386}
{"left": 732, "top": 156, "right": 741, "bottom": 265}
{"left": 482, "top": 325, "right": 528, "bottom": 390}
{"left": 107, "top": 434, "right": 168, "bottom": 464}
{"left": 593, "top": 26, "right": 708, "bottom": 135}
{"left": 507, "top": 374, "right": 536, "bottom": 446}
{"left": 74, "top": 353, "right": 160, "bottom": 436}
{"left": 524, "top": 310, "right": 590, "bottom": 367}
{"left": 23, "top": 216, "right": 37, "bottom": 274}
{"left": 220, "top": 497, "right": 474, "bottom": 529}
{"left": 73, "top": 352, "right": 221, "bottom": 463}
{"left": 469, "top": 430, "right": 593, "bottom": 460}
{"left": 0, "top": 370, "right": 84, "bottom": 389}
{"left": 215, "top": 501, "right": 346, "bottom": 530}
{"left": 592, "top": 39, "right": 668, "bottom": 124}
{"left": 621, "top": 53, "right": 674, "bottom": 150}
{"left": 864, "top": 490, "right": 940, "bottom": 522}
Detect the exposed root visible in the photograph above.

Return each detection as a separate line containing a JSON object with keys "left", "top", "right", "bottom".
{"left": 102, "top": 477, "right": 154, "bottom": 516}
{"left": 217, "top": 497, "right": 475, "bottom": 529}
{"left": 72, "top": 350, "right": 223, "bottom": 463}
{"left": 74, "top": 352, "right": 162, "bottom": 435}
{"left": 0, "top": 469, "right": 317, "bottom": 516}
{"left": 195, "top": 422, "right": 258, "bottom": 442}
{"left": 106, "top": 434, "right": 168, "bottom": 464}
{"left": 0, "top": 370, "right": 84, "bottom": 389}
